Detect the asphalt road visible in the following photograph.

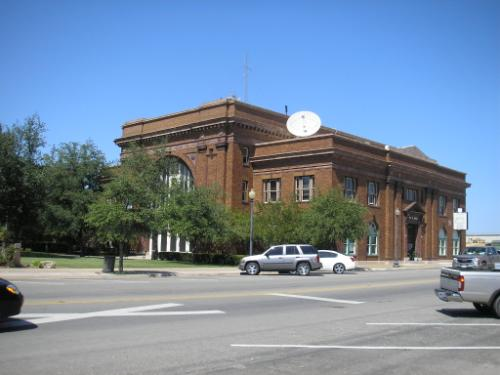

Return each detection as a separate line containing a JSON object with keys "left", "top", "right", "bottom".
{"left": 1, "top": 269, "right": 499, "bottom": 375}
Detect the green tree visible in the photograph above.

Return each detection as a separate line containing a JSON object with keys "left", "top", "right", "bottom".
{"left": 86, "top": 147, "right": 157, "bottom": 272}
{"left": 0, "top": 115, "right": 46, "bottom": 241}
{"left": 253, "top": 200, "right": 307, "bottom": 249}
{"left": 42, "top": 141, "right": 107, "bottom": 254}
{"left": 161, "top": 185, "right": 232, "bottom": 253}
{"left": 304, "top": 188, "right": 368, "bottom": 249}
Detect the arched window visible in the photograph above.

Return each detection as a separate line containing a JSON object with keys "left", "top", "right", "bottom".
{"left": 150, "top": 156, "right": 194, "bottom": 257}
{"left": 367, "top": 222, "right": 378, "bottom": 256}
{"left": 242, "top": 146, "right": 250, "bottom": 165}
{"left": 161, "top": 156, "right": 194, "bottom": 191}
{"left": 452, "top": 230, "right": 460, "bottom": 256}
{"left": 439, "top": 228, "right": 447, "bottom": 256}
{"left": 344, "top": 239, "right": 357, "bottom": 256}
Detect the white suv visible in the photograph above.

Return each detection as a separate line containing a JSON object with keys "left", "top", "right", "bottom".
{"left": 239, "top": 244, "right": 322, "bottom": 276}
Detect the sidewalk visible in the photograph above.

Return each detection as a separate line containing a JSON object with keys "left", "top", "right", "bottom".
{"left": 0, "top": 260, "right": 451, "bottom": 280}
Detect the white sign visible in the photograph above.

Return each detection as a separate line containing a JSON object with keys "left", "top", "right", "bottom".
{"left": 453, "top": 212, "right": 468, "bottom": 230}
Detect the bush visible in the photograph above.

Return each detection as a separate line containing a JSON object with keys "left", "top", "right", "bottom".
{"left": 0, "top": 245, "right": 22, "bottom": 267}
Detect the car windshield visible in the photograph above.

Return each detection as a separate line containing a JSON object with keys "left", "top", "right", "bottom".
{"left": 461, "top": 247, "right": 487, "bottom": 255}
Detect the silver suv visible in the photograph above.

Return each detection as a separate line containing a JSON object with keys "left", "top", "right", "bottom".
{"left": 239, "top": 244, "right": 322, "bottom": 276}
{"left": 452, "top": 246, "right": 500, "bottom": 271}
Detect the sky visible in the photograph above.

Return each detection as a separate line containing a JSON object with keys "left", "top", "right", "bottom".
{"left": 1, "top": 0, "right": 499, "bottom": 234}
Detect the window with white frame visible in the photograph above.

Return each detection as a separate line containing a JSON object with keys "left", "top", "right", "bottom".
{"left": 344, "top": 239, "right": 357, "bottom": 255}
{"left": 452, "top": 230, "right": 460, "bottom": 255}
{"left": 453, "top": 198, "right": 460, "bottom": 213}
{"left": 439, "top": 228, "right": 447, "bottom": 256}
{"left": 295, "top": 176, "right": 314, "bottom": 202}
{"left": 438, "top": 195, "right": 447, "bottom": 216}
{"left": 367, "top": 222, "right": 378, "bottom": 256}
{"left": 263, "top": 179, "right": 281, "bottom": 203}
{"left": 242, "top": 146, "right": 250, "bottom": 166}
{"left": 242, "top": 180, "right": 248, "bottom": 203}
{"left": 367, "top": 181, "right": 379, "bottom": 206}
{"left": 405, "top": 188, "right": 417, "bottom": 202}
{"left": 344, "top": 177, "right": 356, "bottom": 199}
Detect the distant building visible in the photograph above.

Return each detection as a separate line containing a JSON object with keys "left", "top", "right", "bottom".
{"left": 115, "top": 98, "right": 470, "bottom": 260}
{"left": 466, "top": 234, "right": 500, "bottom": 247}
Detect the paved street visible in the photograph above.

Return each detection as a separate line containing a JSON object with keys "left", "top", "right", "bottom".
{"left": 1, "top": 268, "right": 499, "bottom": 375}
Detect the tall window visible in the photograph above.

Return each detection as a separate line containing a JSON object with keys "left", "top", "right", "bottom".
{"left": 405, "top": 188, "right": 417, "bottom": 202}
{"left": 438, "top": 195, "right": 447, "bottom": 216}
{"left": 295, "top": 176, "right": 314, "bottom": 202}
{"left": 344, "top": 177, "right": 356, "bottom": 199}
{"left": 242, "top": 147, "right": 250, "bottom": 166}
{"left": 344, "top": 239, "right": 357, "bottom": 255}
{"left": 452, "top": 230, "right": 460, "bottom": 255}
{"left": 453, "top": 198, "right": 460, "bottom": 213}
{"left": 367, "top": 181, "right": 379, "bottom": 206}
{"left": 242, "top": 180, "right": 248, "bottom": 203}
{"left": 367, "top": 222, "right": 378, "bottom": 256}
{"left": 263, "top": 179, "right": 281, "bottom": 203}
{"left": 439, "top": 228, "right": 447, "bottom": 256}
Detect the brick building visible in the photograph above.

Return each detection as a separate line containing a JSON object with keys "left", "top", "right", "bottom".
{"left": 115, "top": 98, "right": 469, "bottom": 260}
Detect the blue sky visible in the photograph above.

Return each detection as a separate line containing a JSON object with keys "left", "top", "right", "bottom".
{"left": 1, "top": 0, "right": 499, "bottom": 233}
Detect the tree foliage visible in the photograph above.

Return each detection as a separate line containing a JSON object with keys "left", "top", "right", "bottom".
{"left": 0, "top": 115, "right": 46, "bottom": 240}
{"left": 161, "top": 185, "right": 231, "bottom": 253}
{"left": 253, "top": 201, "right": 307, "bottom": 250}
{"left": 42, "top": 141, "right": 107, "bottom": 253}
{"left": 86, "top": 147, "right": 157, "bottom": 271}
{"left": 304, "top": 189, "right": 368, "bottom": 249}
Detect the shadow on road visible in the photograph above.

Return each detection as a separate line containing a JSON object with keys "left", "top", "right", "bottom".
{"left": 115, "top": 270, "right": 177, "bottom": 277}
{"left": 0, "top": 318, "right": 38, "bottom": 333}
{"left": 437, "top": 308, "right": 495, "bottom": 319}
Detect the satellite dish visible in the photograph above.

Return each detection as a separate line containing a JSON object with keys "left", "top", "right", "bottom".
{"left": 286, "top": 111, "right": 321, "bottom": 137}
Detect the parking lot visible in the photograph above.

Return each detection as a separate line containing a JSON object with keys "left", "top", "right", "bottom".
{"left": 1, "top": 268, "right": 499, "bottom": 375}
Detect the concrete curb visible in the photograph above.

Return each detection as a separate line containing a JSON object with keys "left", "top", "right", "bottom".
{"left": 1, "top": 261, "right": 451, "bottom": 280}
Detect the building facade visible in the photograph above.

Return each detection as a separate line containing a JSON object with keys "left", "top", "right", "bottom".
{"left": 115, "top": 98, "right": 469, "bottom": 260}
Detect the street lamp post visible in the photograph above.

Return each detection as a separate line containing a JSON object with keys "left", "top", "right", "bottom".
{"left": 249, "top": 188, "right": 256, "bottom": 256}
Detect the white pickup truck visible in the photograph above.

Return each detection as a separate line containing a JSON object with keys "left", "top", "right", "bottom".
{"left": 435, "top": 267, "right": 500, "bottom": 318}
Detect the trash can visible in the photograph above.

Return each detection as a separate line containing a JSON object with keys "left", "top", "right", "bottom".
{"left": 102, "top": 255, "right": 115, "bottom": 273}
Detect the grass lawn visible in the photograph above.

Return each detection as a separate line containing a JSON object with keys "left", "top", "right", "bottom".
{"left": 19, "top": 252, "right": 234, "bottom": 269}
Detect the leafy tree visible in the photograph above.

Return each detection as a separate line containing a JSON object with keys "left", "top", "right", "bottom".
{"left": 161, "top": 185, "right": 232, "bottom": 253}
{"left": 253, "top": 200, "right": 307, "bottom": 249}
{"left": 42, "top": 141, "right": 107, "bottom": 254}
{"left": 0, "top": 115, "right": 46, "bottom": 241}
{"left": 303, "top": 188, "right": 368, "bottom": 249}
{"left": 86, "top": 147, "right": 157, "bottom": 272}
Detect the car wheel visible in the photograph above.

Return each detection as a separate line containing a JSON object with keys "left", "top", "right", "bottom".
{"left": 473, "top": 302, "right": 492, "bottom": 314}
{"left": 333, "top": 263, "right": 345, "bottom": 274}
{"left": 493, "top": 296, "right": 500, "bottom": 319}
{"left": 296, "top": 262, "right": 311, "bottom": 276}
{"left": 245, "top": 262, "right": 260, "bottom": 275}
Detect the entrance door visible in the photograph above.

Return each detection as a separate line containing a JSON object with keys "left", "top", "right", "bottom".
{"left": 407, "top": 224, "right": 418, "bottom": 260}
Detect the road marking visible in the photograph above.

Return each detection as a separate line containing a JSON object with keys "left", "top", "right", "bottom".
{"left": 12, "top": 303, "right": 225, "bottom": 325}
{"left": 269, "top": 293, "right": 364, "bottom": 305}
{"left": 367, "top": 322, "right": 500, "bottom": 327}
{"left": 23, "top": 278, "right": 434, "bottom": 306}
{"left": 231, "top": 344, "right": 500, "bottom": 350}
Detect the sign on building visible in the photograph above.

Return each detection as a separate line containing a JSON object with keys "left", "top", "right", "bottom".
{"left": 453, "top": 210, "right": 468, "bottom": 231}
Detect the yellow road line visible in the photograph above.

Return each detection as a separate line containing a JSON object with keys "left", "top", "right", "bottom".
{"left": 24, "top": 278, "right": 436, "bottom": 306}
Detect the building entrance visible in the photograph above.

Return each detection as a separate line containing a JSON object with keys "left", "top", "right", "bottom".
{"left": 407, "top": 224, "right": 418, "bottom": 261}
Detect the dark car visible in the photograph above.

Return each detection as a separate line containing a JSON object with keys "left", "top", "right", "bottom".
{"left": 452, "top": 246, "right": 500, "bottom": 271}
{"left": 0, "top": 278, "right": 24, "bottom": 320}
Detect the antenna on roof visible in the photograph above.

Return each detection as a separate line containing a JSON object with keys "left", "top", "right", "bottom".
{"left": 243, "top": 54, "right": 251, "bottom": 102}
